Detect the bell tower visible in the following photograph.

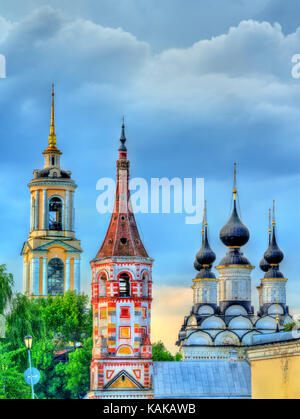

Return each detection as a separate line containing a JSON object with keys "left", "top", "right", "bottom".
{"left": 89, "top": 122, "right": 154, "bottom": 399}
{"left": 21, "top": 86, "right": 82, "bottom": 297}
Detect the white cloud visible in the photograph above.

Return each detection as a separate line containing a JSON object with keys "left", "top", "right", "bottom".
{"left": 0, "top": 16, "right": 14, "bottom": 43}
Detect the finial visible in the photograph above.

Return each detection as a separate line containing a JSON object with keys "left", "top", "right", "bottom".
{"left": 201, "top": 207, "right": 205, "bottom": 237}
{"left": 233, "top": 162, "right": 237, "bottom": 201}
{"left": 204, "top": 200, "right": 208, "bottom": 227}
{"left": 272, "top": 200, "right": 276, "bottom": 227}
{"left": 48, "top": 83, "right": 56, "bottom": 148}
{"left": 268, "top": 208, "right": 272, "bottom": 235}
{"left": 119, "top": 117, "right": 127, "bottom": 152}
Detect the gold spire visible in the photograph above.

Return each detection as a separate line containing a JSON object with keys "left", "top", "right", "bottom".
{"left": 201, "top": 205, "right": 205, "bottom": 237}
{"left": 268, "top": 208, "right": 272, "bottom": 235}
{"left": 233, "top": 162, "right": 237, "bottom": 201}
{"left": 204, "top": 200, "right": 208, "bottom": 227}
{"left": 272, "top": 200, "right": 276, "bottom": 227}
{"left": 48, "top": 83, "right": 57, "bottom": 148}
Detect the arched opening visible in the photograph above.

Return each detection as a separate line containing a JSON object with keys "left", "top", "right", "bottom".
{"left": 142, "top": 272, "right": 148, "bottom": 297}
{"left": 119, "top": 273, "right": 131, "bottom": 297}
{"left": 48, "top": 197, "right": 63, "bottom": 231}
{"left": 99, "top": 273, "right": 107, "bottom": 297}
{"left": 48, "top": 258, "right": 64, "bottom": 296}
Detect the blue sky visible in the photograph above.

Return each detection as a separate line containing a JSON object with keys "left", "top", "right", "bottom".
{"left": 0, "top": 1, "right": 299, "bottom": 349}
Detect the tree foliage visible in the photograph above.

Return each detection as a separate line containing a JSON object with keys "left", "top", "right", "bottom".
{"left": 152, "top": 341, "right": 182, "bottom": 361}
{"left": 0, "top": 343, "right": 31, "bottom": 399}
{"left": 0, "top": 265, "right": 14, "bottom": 314}
{"left": 2, "top": 289, "right": 93, "bottom": 399}
{"left": 65, "top": 337, "right": 93, "bottom": 399}
{"left": 284, "top": 321, "right": 300, "bottom": 332}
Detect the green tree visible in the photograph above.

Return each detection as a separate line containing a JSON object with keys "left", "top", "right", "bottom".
{"left": 37, "top": 291, "right": 91, "bottom": 347}
{"left": 152, "top": 341, "right": 182, "bottom": 361}
{"left": 2, "top": 291, "right": 93, "bottom": 399}
{"left": 284, "top": 321, "right": 300, "bottom": 332}
{"left": 65, "top": 337, "right": 93, "bottom": 399}
{"left": 0, "top": 343, "right": 31, "bottom": 399}
{"left": 0, "top": 265, "right": 14, "bottom": 314}
{"left": 5, "top": 294, "right": 46, "bottom": 369}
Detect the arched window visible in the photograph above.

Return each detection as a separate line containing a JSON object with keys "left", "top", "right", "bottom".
{"left": 99, "top": 273, "right": 107, "bottom": 297}
{"left": 142, "top": 272, "right": 148, "bottom": 297}
{"left": 49, "top": 197, "right": 63, "bottom": 231}
{"left": 119, "top": 273, "right": 131, "bottom": 297}
{"left": 48, "top": 258, "right": 64, "bottom": 296}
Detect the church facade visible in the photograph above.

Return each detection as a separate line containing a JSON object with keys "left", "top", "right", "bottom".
{"left": 21, "top": 86, "right": 82, "bottom": 297}
{"left": 177, "top": 166, "right": 293, "bottom": 360}
{"left": 88, "top": 123, "right": 154, "bottom": 399}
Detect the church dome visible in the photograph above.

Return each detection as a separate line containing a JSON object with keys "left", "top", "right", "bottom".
{"left": 259, "top": 257, "right": 271, "bottom": 273}
{"left": 196, "top": 230, "right": 216, "bottom": 267}
{"left": 220, "top": 200, "right": 250, "bottom": 248}
{"left": 194, "top": 259, "right": 203, "bottom": 271}
{"left": 264, "top": 266, "right": 284, "bottom": 279}
{"left": 219, "top": 248, "right": 251, "bottom": 266}
{"left": 264, "top": 228, "right": 284, "bottom": 265}
{"left": 196, "top": 268, "right": 216, "bottom": 279}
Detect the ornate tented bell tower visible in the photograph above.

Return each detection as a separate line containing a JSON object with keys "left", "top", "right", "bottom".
{"left": 21, "top": 86, "right": 82, "bottom": 297}
{"left": 89, "top": 122, "right": 154, "bottom": 399}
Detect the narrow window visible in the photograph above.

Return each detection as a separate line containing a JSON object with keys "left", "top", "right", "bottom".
{"left": 48, "top": 258, "right": 64, "bottom": 296}
{"left": 48, "top": 197, "right": 63, "bottom": 231}
{"left": 142, "top": 272, "right": 148, "bottom": 297}
{"left": 119, "top": 273, "right": 130, "bottom": 297}
{"left": 99, "top": 273, "right": 107, "bottom": 297}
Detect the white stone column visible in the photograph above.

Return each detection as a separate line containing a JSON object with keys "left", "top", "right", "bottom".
{"left": 31, "top": 257, "right": 40, "bottom": 296}
{"left": 71, "top": 192, "right": 75, "bottom": 231}
{"left": 29, "top": 259, "right": 33, "bottom": 294}
{"left": 66, "top": 257, "right": 71, "bottom": 291}
{"left": 74, "top": 259, "right": 80, "bottom": 293}
{"left": 35, "top": 190, "right": 39, "bottom": 230}
{"left": 66, "top": 191, "right": 70, "bottom": 231}
{"left": 43, "top": 190, "right": 47, "bottom": 230}
{"left": 30, "top": 194, "right": 34, "bottom": 232}
{"left": 43, "top": 257, "right": 47, "bottom": 296}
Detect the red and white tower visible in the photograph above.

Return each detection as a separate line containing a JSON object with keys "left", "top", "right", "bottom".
{"left": 89, "top": 122, "right": 154, "bottom": 399}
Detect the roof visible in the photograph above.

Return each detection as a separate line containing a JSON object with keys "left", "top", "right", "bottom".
{"left": 153, "top": 361, "right": 251, "bottom": 399}
{"left": 252, "top": 331, "right": 300, "bottom": 346}
{"left": 94, "top": 129, "right": 149, "bottom": 260}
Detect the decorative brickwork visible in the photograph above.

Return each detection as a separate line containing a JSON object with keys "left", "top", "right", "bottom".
{"left": 88, "top": 124, "right": 153, "bottom": 399}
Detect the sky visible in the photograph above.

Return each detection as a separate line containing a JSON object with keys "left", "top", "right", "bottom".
{"left": 0, "top": 0, "right": 300, "bottom": 352}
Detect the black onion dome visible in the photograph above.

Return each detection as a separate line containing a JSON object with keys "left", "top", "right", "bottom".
{"left": 259, "top": 257, "right": 271, "bottom": 273}
{"left": 264, "top": 227, "right": 284, "bottom": 265}
{"left": 264, "top": 266, "right": 284, "bottom": 279}
{"left": 196, "top": 267, "right": 216, "bottom": 279}
{"left": 219, "top": 248, "right": 251, "bottom": 266}
{"left": 194, "top": 259, "right": 202, "bottom": 271}
{"left": 220, "top": 200, "right": 250, "bottom": 247}
{"left": 196, "top": 227, "right": 216, "bottom": 266}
